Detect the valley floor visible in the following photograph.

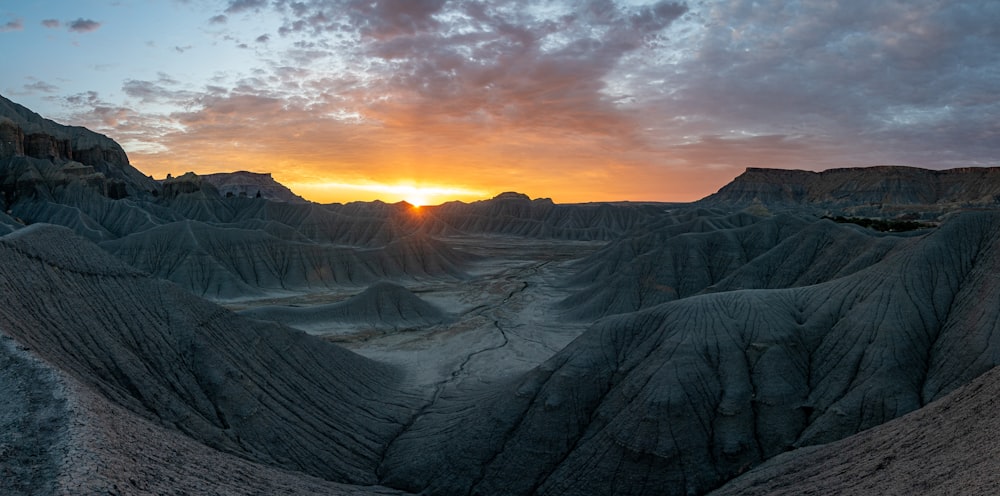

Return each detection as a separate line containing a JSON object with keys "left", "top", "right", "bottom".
{"left": 226, "top": 236, "right": 603, "bottom": 391}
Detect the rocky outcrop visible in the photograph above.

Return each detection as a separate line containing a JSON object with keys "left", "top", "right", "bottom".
{"left": 201, "top": 171, "right": 307, "bottom": 203}
{"left": 160, "top": 172, "right": 221, "bottom": 199}
{"left": 0, "top": 117, "right": 25, "bottom": 158}
{"left": 701, "top": 166, "right": 1000, "bottom": 216}
{"left": 0, "top": 94, "right": 158, "bottom": 197}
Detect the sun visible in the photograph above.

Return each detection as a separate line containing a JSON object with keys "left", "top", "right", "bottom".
{"left": 405, "top": 193, "right": 429, "bottom": 208}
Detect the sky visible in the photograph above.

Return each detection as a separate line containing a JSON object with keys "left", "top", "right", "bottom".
{"left": 1, "top": 0, "right": 998, "bottom": 205}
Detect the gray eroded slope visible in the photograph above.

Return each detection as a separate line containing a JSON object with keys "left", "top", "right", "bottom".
{"left": 709, "top": 363, "right": 1000, "bottom": 495}
{"left": 0, "top": 224, "right": 421, "bottom": 485}
{"left": 380, "top": 211, "right": 1000, "bottom": 496}
{"left": 423, "top": 192, "right": 670, "bottom": 240}
{"left": 241, "top": 281, "right": 447, "bottom": 332}
{"left": 102, "top": 218, "right": 470, "bottom": 299}
{"left": 559, "top": 212, "right": 913, "bottom": 320}
{"left": 0, "top": 331, "right": 408, "bottom": 496}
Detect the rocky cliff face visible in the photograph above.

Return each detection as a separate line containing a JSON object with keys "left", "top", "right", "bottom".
{"left": 0, "top": 94, "right": 158, "bottom": 198}
{"left": 702, "top": 166, "right": 1000, "bottom": 216}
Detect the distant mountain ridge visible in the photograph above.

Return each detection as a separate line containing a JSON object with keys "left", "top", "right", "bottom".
{"left": 701, "top": 166, "right": 1000, "bottom": 216}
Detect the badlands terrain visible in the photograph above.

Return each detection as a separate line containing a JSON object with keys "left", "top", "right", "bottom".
{"left": 4, "top": 92, "right": 1000, "bottom": 495}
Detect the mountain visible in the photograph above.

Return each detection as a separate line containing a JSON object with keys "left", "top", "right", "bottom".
{"left": 701, "top": 166, "right": 1000, "bottom": 217}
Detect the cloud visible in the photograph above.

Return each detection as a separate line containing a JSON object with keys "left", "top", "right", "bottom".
{"left": 175, "top": 45, "right": 193, "bottom": 53}
{"left": 1, "top": 18, "right": 23, "bottom": 32}
{"left": 41, "top": 19, "right": 60, "bottom": 29}
{"left": 67, "top": 18, "right": 101, "bottom": 33}
{"left": 209, "top": 14, "right": 228, "bottom": 24}
{"left": 24, "top": 80, "right": 59, "bottom": 94}
{"left": 346, "top": 0, "right": 448, "bottom": 39}
{"left": 641, "top": 0, "right": 1000, "bottom": 171}
{"left": 225, "top": 0, "right": 268, "bottom": 14}
{"left": 121, "top": 78, "right": 198, "bottom": 105}
{"left": 256, "top": 33, "right": 270, "bottom": 43}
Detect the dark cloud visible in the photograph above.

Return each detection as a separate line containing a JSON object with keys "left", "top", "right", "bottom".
{"left": 175, "top": 45, "right": 193, "bottom": 53}
{"left": 346, "top": 0, "right": 448, "bottom": 39}
{"left": 1, "top": 18, "right": 23, "bottom": 32}
{"left": 209, "top": 14, "right": 228, "bottom": 24}
{"left": 41, "top": 19, "right": 60, "bottom": 29}
{"left": 225, "top": 0, "right": 268, "bottom": 14}
{"left": 67, "top": 18, "right": 101, "bottom": 33}
{"left": 644, "top": 0, "right": 1000, "bottom": 170}
{"left": 256, "top": 33, "right": 270, "bottom": 43}
{"left": 257, "top": 0, "right": 688, "bottom": 143}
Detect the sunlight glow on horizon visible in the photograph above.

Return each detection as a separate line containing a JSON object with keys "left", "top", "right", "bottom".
{"left": 285, "top": 180, "right": 490, "bottom": 206}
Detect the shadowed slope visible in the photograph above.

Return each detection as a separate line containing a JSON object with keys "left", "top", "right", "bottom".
{"left": 558, "top": 212, "right": 805, "bottom": 319}
{"left": 380, "top": 211, "right": 1000, "bottom": 496}
{"left": 0, "top": 224, "right": 421, "bottom": 485}
{"left": 710, "top": 363, "right": 1000, "bottom": 495}
{"left": 703, "top": 219, "right": 914, "bottom": 293}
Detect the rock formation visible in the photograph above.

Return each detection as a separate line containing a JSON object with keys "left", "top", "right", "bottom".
{"left": 701, "top": 165, "right": 1000, "bottom": 217}
{"left": 201, "top": 170, "right": 307, "bottom": 203}
{"left": 241, "top": 281, "right": 447, "bottom": 332}
{"left": 0, "top": 94, "right": 158, "bottom": 197}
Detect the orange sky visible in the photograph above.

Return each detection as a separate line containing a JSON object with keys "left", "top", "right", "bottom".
{"left": 126, "top": 101, "right": 746, "bottom": 205}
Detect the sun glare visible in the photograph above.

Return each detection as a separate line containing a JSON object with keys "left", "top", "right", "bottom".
{"left": 406, "top": 194, "right": 428, "bottom": 208}
{"left": 287, "top": 180, "right": 488, "bottom": 206}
